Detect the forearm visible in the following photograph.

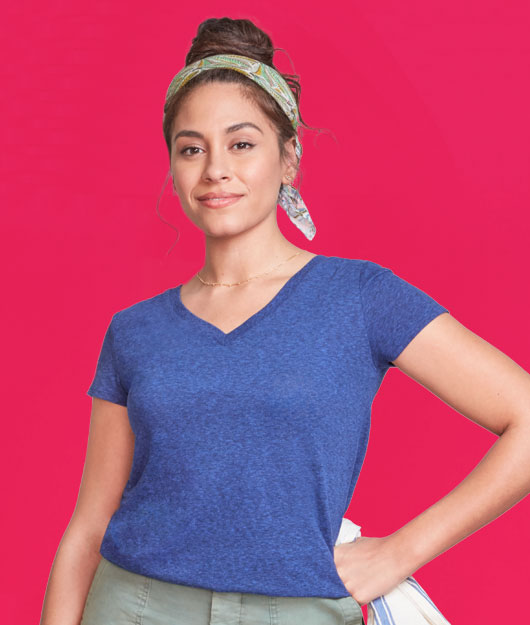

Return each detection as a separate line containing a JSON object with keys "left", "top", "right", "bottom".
{"left": 40, "top": 525, "right": 103, "bottom": 625}
{"left": 388, "top": 419, "right": 530, "bottom": 576}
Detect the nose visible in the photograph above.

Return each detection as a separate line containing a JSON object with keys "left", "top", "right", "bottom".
{"left": 201, "top": 144, "right": 232, "bottom": 183}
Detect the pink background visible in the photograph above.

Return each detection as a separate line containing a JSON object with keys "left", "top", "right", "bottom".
{"left": 3, "top": 1, "right": 529, "bottom": 623}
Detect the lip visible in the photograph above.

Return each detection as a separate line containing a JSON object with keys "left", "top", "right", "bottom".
{"left": 198, "top": 194, "right": 244, "bottom": 208}
{"left": 197, "top": 192, "right": 243, "bottom": 200}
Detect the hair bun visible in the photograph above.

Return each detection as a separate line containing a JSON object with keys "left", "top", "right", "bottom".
{"left": 186, "top": 17, "right": 275, "bottom": 67}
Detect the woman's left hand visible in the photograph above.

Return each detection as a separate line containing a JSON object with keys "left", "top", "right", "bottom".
{"left": 333, "top": 535, "right": 414, "bottom": 606}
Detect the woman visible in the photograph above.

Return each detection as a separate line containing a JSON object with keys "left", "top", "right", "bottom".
{"left": 40, "top": 17, "right": 530, "bottom": 625}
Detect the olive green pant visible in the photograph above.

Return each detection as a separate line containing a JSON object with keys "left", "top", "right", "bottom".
{"left": 81, "top": 556, "right": 364, "bottom": 625}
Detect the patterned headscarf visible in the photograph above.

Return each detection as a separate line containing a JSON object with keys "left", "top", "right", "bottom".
{"left": 164, "top": 53, "right": 316, "bottom": 241}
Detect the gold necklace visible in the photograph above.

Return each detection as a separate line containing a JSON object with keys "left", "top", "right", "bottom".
{"left": 195, "top": 250, "right": 304, "bottom": 287}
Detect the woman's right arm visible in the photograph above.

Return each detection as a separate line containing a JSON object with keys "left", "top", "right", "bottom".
{"left": 40, "top": 397, "right": 135, "bottom": 625}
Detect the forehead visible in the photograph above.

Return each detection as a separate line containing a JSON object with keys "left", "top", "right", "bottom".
{"left": 172, "top": 82, "right": 269, "bottom": 131}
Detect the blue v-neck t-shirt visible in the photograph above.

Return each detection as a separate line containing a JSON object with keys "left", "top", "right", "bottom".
{"left": 86, "top": 254, "right": 449, "bottom": 598}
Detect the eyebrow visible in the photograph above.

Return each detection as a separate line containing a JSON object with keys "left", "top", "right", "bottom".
{"left": 173, "top": 122, "right": 263, "bottom": 143}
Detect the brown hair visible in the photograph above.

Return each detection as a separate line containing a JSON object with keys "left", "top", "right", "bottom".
{"left": 162, "top": 17, "right": 327, "bottom": 179}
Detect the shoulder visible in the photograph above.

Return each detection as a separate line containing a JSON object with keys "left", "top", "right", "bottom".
{"left": 109, "top": 289, "right": 171, "bottom": 335}
{"left": 323, "top": 255, "right": 393, "bottom": 288}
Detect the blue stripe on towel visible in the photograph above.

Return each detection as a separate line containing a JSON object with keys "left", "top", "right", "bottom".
{"left": 372, "top": 594, "right": 397, "bottom": 625}
{"left": 406, "top": 577, "right": 443, "bottom": 613}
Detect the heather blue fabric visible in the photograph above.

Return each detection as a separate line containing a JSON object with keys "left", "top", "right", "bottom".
{"left": 86, "top": 254, "right": 449, "bottom": 599}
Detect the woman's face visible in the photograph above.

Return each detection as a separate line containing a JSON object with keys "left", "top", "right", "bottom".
{"left": 170, "top": 81, "right": 296, "bottom": 239}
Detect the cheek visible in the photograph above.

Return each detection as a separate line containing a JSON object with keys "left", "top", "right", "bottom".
{"left": 242, "top": 159, "right": 282, "bottom": 191}
{"left": 172, "top": 168, "right": 195, "bottom": 197}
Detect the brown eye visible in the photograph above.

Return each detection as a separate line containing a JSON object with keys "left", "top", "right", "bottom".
{"left": 232, "top": 142, "right": 254, "bottom": 150}
{"left": 180, "top": 146, "right": 204, "bottom": 156}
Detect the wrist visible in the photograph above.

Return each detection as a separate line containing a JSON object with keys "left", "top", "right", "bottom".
{"left": 384, "top": 526, "right": 426, "bottom": 579}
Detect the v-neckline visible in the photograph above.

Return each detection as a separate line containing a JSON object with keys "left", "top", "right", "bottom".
{"left": 169, "top": 254, "right": 325, "bottom": 345}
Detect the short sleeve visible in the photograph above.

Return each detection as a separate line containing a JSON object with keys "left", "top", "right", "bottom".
{"left": 360, "top": 262, "right": 449, "bottom": 372}
{"left": 86, "top": 314, "right": 128, "bottom": 406}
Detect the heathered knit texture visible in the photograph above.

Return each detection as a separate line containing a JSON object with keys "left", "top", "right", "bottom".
{"left": 87, "top": 255, "right": 449, "bottom": 598}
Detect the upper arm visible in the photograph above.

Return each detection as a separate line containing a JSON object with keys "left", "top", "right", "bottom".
{"left": 393, "top": 312, "right": 530, "bottom": 436}
{"left": 68, "top": 397, "right": 134, "bottom": 545}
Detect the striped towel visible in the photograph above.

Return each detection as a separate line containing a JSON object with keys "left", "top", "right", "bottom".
{"left": 335, "top": 518, "right": 451, "bottom": 625}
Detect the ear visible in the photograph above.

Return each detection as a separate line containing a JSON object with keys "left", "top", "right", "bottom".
{"left": 281, "top": 137, "right": 299, "bottom": 185}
